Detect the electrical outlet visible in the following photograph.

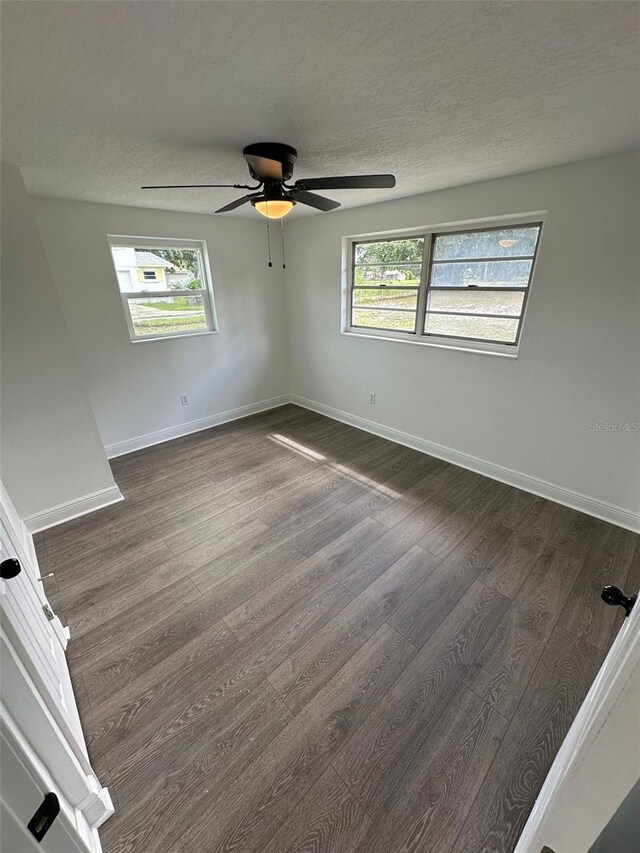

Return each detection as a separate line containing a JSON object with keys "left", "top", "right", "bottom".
{"left": 180, "top": 394, "right": 189, "bottom": 406}
{"left": 369, "top": 392, "right": 377, "bottom": 404}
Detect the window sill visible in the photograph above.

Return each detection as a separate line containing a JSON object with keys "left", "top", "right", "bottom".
{"left": 129, "top": 329, "right": 219, "bottom": 344}
{"left": 341, "top": 329, "right": 519, "bottom": 359}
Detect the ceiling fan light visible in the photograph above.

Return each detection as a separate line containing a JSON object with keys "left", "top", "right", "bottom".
{"left": 498, "top": 238, "right": 519, "bottom": 248}
{"left": 252, "top": 198, "right": 295, "bottom": 219}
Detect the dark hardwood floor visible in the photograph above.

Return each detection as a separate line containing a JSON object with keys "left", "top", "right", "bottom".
{"left": 34, "top": 404, "right": 639, "bottom": 853}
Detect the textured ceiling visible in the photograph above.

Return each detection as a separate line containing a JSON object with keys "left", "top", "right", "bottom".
{"left": 1, "top": 1, "right": 638, "bottom": 218}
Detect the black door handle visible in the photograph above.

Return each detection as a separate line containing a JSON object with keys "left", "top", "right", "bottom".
{"left": 0, "top": 558, "right": 21, "bottom": 579}
{"left": 601, "top": 585, "right": 636, "bottom": 617}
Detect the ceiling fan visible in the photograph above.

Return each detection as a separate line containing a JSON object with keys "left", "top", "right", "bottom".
{"left": 141, "top": 142, "right": 396, "bottom": 218}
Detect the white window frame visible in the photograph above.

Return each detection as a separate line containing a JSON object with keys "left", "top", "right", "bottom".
{"left": 107, "top": 235, "right": 219, "bottom": 343}
{"left": 342, "top": 213, "right": 545, "bottom": 357}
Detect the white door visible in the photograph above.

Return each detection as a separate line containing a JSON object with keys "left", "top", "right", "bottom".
{"left": 516, "top": 577, "right": 640, "bottom": 853}
{"left": 0, "top": 513, "right": 84, "bottom": 751}
{"left": 0, "top": 481, "right": 113, "bottom": 852}
{"left": 1, "top": 725, "right": 95, "bottom": 853}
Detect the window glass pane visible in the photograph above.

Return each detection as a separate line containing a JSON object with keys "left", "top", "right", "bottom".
{"left": 354, "top": 264, "right": 421, "bottom": 285}
{"left": 425, "top": 313, "right": 519, "bottom": 343}
{"left": 128, "top": 295, "right": 208, "bottom": 337}
{"left": 352, "top": 308, "right": 416, "bottom": 333}
{"left": 111, "top": 246, "right": 202, "bottom": 294}
{"left": 427, "top": 290, "right": 525, "bottom": 317}
{"left": 431, "top": 259, "right": 532, "bottom": 288}
{"left": 354, "top": 237, "right": 424, "bottom": 265}
{"left": 353, "top": 288, "right": 418, "bottom": 310}
{"left": 433, "top": 226, "right": 540, "bottom": 260}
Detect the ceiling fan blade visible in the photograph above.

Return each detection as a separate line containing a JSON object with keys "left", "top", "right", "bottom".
{"left": 215, "top": 194, "right": 260, "bottom": 213}
{"left": 291, "top": 190, "right": 341, "bottom": 212}
{"left": 294, "top": 174, "right": 396, "bottom": 191}
{"left": 141, "top": 183, "right": 257, "bottom": 190}
{"left": 244, "top": 154, "right": 283, "bottom": 182}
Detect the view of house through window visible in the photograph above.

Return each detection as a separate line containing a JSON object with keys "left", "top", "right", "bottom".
{"left": 348, "top": 222, "right": 542, "bottom": 350}
{"left": 352, "top": 237, "right": 424, "bottom": 333}
{"left": 108, "top": 238, "right": 217, "bottom": 340}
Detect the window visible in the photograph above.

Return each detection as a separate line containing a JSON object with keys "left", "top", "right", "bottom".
{"left": 346, "top": 220, "right": 542, "bottom": 354}
{"left": 108, "top": 237, "right": 217, "bottom": 341}
{"left": 351, "top": 237, "right": 424, "bottom": 334}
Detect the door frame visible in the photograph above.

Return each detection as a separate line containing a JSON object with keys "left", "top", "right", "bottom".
{"left": 2, "top": 703, "right": 99, "bottom": 853}
{"left": 0, "top": 482, "right": 88, "bottom": 766}
{"left": 0, "top": 480, "right": 113, "bottom": 851}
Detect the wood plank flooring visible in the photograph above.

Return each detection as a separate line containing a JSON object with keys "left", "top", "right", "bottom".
{"left": 34, "top": 404, "right": 639, "bottom": 853}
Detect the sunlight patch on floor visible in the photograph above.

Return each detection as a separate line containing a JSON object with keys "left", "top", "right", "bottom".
{"left": 270, "top": 433, "right": 402, "bottom": 498}
{"left": 269, "top": 434, "right": 326, "bottom": 461}
{"left": 330, "top": 462, "right": 402, "bottom": 499}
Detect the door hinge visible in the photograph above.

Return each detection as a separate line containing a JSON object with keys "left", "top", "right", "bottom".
{"left": 43, "top": 603, "right": 55, "bottom": 621}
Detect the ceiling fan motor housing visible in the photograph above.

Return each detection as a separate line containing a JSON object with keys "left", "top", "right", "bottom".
{"left": 243, "top": 142, "right": 298, "bottom": 182}
{"left": 262, "top": 182, "right": 294, "bottom": 202}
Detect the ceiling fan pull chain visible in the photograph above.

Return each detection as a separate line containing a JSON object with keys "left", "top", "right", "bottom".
{"left": 280, "top": 218, "right": 286, "bottom": 270}
{"left": 266, "top": 218, "right": 273, "bottom": 268}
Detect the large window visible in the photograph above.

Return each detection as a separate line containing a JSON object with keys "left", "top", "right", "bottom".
{"left": 108, "top": 236, "right": 217, "bottom": 342}
{"left": 347, "top": 221, "right": 542, "bottom": 353}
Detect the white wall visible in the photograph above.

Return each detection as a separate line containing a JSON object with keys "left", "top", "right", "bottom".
{"left": 284, "top": 152, "right": 640, "bottom": 520}
{"left": 33, "top": 199, "right": 289, "bottom": 453}
{"left": 19, "top": 153, "right": 639, "bottom": 526}
{"left": 0, "top": 163, "right": 117, "bottom": 520}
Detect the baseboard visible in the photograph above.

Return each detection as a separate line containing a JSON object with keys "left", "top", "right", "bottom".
{"left": 24, "top": 485, "right": 124, "bottom": 534}
{"left": 36, "top": 394, "right": 636, "bottom": 533}
{"left": 290, "top": 394, "right": 640, "bottom": 533}
{"left": 105, "top": 395, "right": 291, "bottom": 459}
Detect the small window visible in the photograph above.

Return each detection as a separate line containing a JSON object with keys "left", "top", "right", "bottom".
{"left": 351, "top": 237, "right": 424, "bottom": 334}
{"left": 346, "top": 220, "right": 542, "bottom": 354}
{"left": 108, "top": 237, "right": 217, "bottom": 342}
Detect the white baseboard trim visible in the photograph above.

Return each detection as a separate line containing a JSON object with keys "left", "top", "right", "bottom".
{"left": 24, "top": 485, "right": 124, "bottom": 534}
{"left": 290, "top": 394, "right": 640, "bottom": 533}
{"left": 105, "top": 395, "right": 291, "bottom": 459}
